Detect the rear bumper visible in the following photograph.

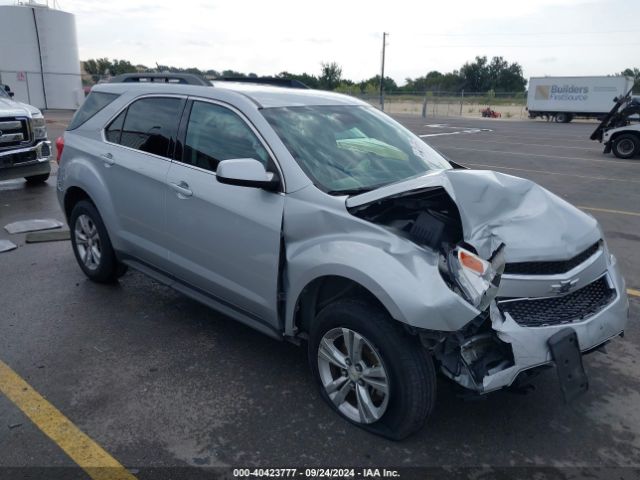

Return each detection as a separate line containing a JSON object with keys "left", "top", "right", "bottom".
{"left": 0, "top": 141, "right": 52, "bottom": 181}
{"left": 453, "top": 256, "right": 629, "bottom": 393}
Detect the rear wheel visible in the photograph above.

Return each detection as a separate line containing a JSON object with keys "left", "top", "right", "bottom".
{"left": 308, "top": 298, "right": 436, "bottom": 440}
{"left": 555, "top": 112, "right": 572, "bottom": 123}
{"left": 611, "top": 133, "right": 639, "bottom": 159}
{"left": 69, "top": 200, "right": 127, "bottom": 283}
{"left": 25, "top": 173, "right": 50, "bottom": 184}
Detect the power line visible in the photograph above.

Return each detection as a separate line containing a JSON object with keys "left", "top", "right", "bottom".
{"left": 416, "top": 43, "right": 640, "bottom": 48}
{"left": 417, "top": 30, "right": 640, "bottom": 37}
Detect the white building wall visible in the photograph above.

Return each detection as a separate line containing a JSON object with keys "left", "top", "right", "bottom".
{"left": 0, "top": 5, "right": 83, "bottom": 110}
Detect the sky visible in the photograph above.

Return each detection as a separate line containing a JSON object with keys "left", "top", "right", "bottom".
{"left": 17, "top": 0, "right": 640, "bottom": 85}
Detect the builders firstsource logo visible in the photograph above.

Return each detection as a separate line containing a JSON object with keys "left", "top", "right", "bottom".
{"left": 535, "top": 84, "right": 589, "bottom": 101}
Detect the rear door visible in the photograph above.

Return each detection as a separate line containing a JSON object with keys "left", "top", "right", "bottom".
{"left": 164, "top": 99, "right": 285, "bottom": 327}
{"left": 102, "top": 95, "right": 185, "bottom": 268}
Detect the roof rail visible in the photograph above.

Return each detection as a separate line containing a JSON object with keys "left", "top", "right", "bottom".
{"left": 217, "top": 77, "right": 309, "bottom": 89}
{"left": 108, "top": 73, "right": 211, "bottom": 86}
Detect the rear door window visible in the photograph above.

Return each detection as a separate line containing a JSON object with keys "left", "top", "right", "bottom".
{"left": 116, "top": 97, "right": 183, "bottom": 158}
{"left": 105, "top": 110, "right": 126, "bottom": 143}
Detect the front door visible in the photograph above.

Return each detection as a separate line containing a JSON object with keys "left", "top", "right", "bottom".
{"left": 164, "top": 99, "right": 284, "bottom": 328}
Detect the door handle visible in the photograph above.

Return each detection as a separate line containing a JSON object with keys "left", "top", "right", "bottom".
{"left": 169, "top": 181, "right": 193, "bottom": 198}
{"left": 100, "top": 152, "right": 115, "bottom": 167}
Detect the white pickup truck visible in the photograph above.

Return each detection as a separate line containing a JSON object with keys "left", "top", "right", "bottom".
{"left": 0, "top": 84, "right": 52, "bottom": 183}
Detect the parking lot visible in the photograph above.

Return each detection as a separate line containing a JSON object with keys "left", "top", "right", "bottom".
{"left": 1, "top": 113, "right": 639, "bottom": 477}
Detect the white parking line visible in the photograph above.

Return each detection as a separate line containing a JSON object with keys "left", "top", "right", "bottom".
{"left": 431, "top": 136, "right": 602, "bottom": 151}
{"left": 438, "top": 145, "right": 640, "bottom": 167}
{"left": 465, "top": 163, "right": 640, "bottom": 184}
{"left": 420, "top": 124, "right": 493, "bottom": 138}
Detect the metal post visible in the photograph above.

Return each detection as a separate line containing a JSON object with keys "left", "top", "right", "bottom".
{"left": 421, "top": 93, "right": 428, "bottom": 118}
{"left": 379, "top": 32, "right": 387, "bottom": 111}
{"left": 459, "top": 89, "right": 464, "bottom": 116}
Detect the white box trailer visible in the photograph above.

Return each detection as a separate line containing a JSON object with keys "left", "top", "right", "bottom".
{"left": 527, "top": 76, "right": 634, "bottom": 123}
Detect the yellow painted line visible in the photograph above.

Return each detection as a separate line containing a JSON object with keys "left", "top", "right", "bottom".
{"left": 0, "top": 359, "right": 137, "bottom": 480}
{"left": 577, "top": 206, "right": 640, "bottom": 217}
{"left": 628, "top": 288, "right": 640, "bottom": 298}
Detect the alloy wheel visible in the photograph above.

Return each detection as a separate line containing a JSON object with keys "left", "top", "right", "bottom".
{"left": 74, "top": 214, "right": 101, "bottom": 270}
{"left": 317, "top": 327, "right": 390, "bottom": 424}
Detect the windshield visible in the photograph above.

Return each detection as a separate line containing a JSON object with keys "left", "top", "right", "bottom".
{"left": 0, "top": 87, "right": 9, "bottom": 99}
{"left": 261, "top": 105, "right": 451, "bottom": 194}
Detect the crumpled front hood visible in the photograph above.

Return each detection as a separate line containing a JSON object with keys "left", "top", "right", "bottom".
{"left": 0, "top": 97, "right": 40, "bottom": 117}
{"left": 346, "top": 169, "right": 600, "bottom": 262}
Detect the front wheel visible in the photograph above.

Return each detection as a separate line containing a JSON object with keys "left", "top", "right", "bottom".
{"left": 308, "top": 298, "right": 436, "bottom": 440}
{"left": 611, "top": 133, "right": 639, "bottom": 159}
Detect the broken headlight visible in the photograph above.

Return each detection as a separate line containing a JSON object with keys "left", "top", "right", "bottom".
{"left": 32, "top": 114, "right": 47, "bottom": 140}
{"left": 447, "top": 245, "right": 505, "bottom": 311}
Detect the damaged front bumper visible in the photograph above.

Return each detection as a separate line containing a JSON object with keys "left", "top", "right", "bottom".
{"left": 441, "top": 255, "right": 629, "bottom": 394}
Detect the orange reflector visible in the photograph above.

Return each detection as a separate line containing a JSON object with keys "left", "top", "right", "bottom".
{"left": 459, "top": 250, "right": 486, "bottom": 274}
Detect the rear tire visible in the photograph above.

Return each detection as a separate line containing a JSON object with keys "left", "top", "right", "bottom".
{"left": 69, "top": 200, "right": 127, "bottom": 283}
{"left": 308, "top": 298, "right": 436, "bottom": 440}
{"left": 25, "top": 173, "right": 50, "bottom": 184}
{"left": 555, "top": 113, "right": 572, "bottom": 123}
{"left": 611, "top": 133, "right": 639, "bottom": 159}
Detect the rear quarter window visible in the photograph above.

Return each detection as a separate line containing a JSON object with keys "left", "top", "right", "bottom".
{"left": 67, "top": 92, "right": 119, "bottom": 130}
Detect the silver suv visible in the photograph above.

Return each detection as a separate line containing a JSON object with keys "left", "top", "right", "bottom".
{"left": 56, "top": 81, "right": 629, "bottom": 439}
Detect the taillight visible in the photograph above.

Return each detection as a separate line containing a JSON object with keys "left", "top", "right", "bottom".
{"left": 55, "top": 136, "right": 64, "bottom": 164}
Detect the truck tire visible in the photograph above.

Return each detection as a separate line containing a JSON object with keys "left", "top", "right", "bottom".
{"left": 25, "top": 173, "right": 50, "bottom": 184}
{"left": 611, "top": 133, "right": 639, "bottom": 159}
{"left": 555, "top": 113, "right": 572, "bottom": 123}
{"left": 69, "top": 200, "right": 127, "bottom": 283}
{"left": 308, "top": 298, "right": 436, "bottom": 440}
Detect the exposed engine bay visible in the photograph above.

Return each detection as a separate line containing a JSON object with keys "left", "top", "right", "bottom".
{"left": 347, "top": 185, "right": 513, "bottom": 392}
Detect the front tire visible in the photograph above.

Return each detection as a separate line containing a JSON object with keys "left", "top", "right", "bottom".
{"left": 611, "top": 133, "right": 639, "bottom": 159}
{"left": 308, "top": 298, "right": 436, "bottom": 440}
{"left": 69, "top": 200, "right": 127, "bottom": 283}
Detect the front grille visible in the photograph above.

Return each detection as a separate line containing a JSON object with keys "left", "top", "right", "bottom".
{"left": 497, "top": 276, "right": 615, "bottom": 327}
{"left": 504, "top": 242, "right": 600, "bottom": 275}
{"left": 0, "top": 117, "right": 31, "bottom": 149}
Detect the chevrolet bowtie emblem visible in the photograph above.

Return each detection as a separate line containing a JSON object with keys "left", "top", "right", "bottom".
{"left": 550, "top": 278, "right": 579, "bottom": 295}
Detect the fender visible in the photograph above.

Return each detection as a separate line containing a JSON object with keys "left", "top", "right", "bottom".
{"left": 57, "top": 139, "right": 124, "bottom": 251}
{"left": 283, "top": 199, "right": 479, "bottom": 335}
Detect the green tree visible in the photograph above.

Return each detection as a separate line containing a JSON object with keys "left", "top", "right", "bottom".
{"left": 621, "top": 68, "right": 640, "bottom": 91}
{"left": 459, "top": 56, "right": 526, "bottom": 92}
{"left": 319, "top": 61, "right": 342, "bottom": 90}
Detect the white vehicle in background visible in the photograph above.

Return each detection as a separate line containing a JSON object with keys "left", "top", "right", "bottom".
{"left": 527, "top": 76, "right": 634, "bottom": 123}
{"left": 591, "top": 89, "right": 640, "bottom": 159}
{"left": 0, "top": 84, "right": 52, "bottom": 183}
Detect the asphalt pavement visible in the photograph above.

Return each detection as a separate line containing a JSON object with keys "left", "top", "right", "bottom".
{"left": 0, "top": 113, "right": 638, "bottom": 478}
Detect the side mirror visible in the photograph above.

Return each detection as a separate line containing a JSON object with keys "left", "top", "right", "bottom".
{"left": 216, "top": 158, "right": 280, "bottom": 191}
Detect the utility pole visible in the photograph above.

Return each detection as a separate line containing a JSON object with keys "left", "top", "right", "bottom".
{"left": 379, "top": 32, "right": 388, "bottom": 111}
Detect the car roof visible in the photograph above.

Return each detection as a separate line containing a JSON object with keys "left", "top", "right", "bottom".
{"left": 92, "top": 81, "right": 366, "bottom": 108}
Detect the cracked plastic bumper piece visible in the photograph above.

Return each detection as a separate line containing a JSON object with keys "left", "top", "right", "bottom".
{"left": 467, "top": 258, "right": 629, "bottom": 394}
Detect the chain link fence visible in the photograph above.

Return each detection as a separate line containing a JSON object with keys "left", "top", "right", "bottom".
{"left": 347, "top": 90, "right": 528, "bottom": 119}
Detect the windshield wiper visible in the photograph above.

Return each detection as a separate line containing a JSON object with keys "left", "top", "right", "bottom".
{"left": 326, "top": 187, "right": 374, "bottom": 196}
